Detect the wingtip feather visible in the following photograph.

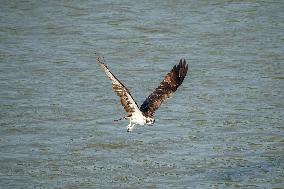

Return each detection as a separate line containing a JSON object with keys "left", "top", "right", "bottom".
{"left": 176, "top": 58, "right": 188, "bottom": 78}
{"left": 97, "top": 56, "right": 108, "bottom": 69}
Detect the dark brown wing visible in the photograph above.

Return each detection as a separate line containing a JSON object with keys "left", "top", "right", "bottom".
{"left": 97, "top": 57, "right": 141, "bottom": 116}
{"left": 140, "top": 59, "right": 188, "bottom": 117}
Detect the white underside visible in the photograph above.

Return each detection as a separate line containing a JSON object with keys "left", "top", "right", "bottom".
{"left": 127, "top": 112, "right": 146, "bottom": 132}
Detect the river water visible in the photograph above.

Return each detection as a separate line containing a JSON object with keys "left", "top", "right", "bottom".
{"left": 0, "top": 0, "right": 283, "bottom": 188}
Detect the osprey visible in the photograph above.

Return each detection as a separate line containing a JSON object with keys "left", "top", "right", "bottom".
{"left": 97, "top": 57, "right": 188, "bottom": 132}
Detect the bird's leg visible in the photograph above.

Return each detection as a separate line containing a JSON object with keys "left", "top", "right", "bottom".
{"left": 127, "top": 121, "right": 132, "bottom": 132}
{"left": 114, "top": 116, "right": 127, "bottom": 122}
{"left": 127, "top": 122, "right": 135, "bottom": 132}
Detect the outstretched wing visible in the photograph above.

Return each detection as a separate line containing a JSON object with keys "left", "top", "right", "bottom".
{"left": 97, "top": 57, "right": 140, "bottom": 116}
{"left": 140, "top": 59, "right": 188, "bottom": 117}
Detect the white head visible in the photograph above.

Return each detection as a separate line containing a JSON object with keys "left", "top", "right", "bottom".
{"left": 146, "top": 117, "right": 155, "bottom": 125}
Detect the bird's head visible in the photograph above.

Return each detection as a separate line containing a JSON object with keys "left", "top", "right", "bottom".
{"left": 146, "top": 117, "right": 155, "bottom": 125}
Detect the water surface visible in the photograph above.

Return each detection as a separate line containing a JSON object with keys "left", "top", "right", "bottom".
{"left": 0, "top": 0, "right": 283, "bottom": 188}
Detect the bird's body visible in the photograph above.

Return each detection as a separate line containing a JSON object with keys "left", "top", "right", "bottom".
{"left": 127, "top": 112, "right": 147, "bottom": 131}
{"left": 97, "top": 57, "right": 188, "bottom": 132}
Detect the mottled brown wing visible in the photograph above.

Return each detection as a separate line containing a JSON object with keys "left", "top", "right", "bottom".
{"left": 97, "top": 57, "right": 140, "bottom": 116}
{"left": 140, "top": 59, "right": 188, "bottom": 117}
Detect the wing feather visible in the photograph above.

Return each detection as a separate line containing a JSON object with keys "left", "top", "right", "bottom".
{"left": 97, "top": 57, "right": 140, "bottom": 116}
{"left": 140, "top": 59, "right": 188, "bottom": 117}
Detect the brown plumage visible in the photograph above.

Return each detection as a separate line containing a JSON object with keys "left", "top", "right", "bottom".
{"left": 140, "top": 59, "right": 188, "bottom": 117}
{"left": 98, "top": 57, "right": 188, "bottom": 131}
{"left": 97, "top": 57, "right": 140, "bottom": 116}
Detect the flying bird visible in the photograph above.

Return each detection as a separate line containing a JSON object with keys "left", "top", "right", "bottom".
{"left": 97, "top": 57, "right": 188, "bottom": 132}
